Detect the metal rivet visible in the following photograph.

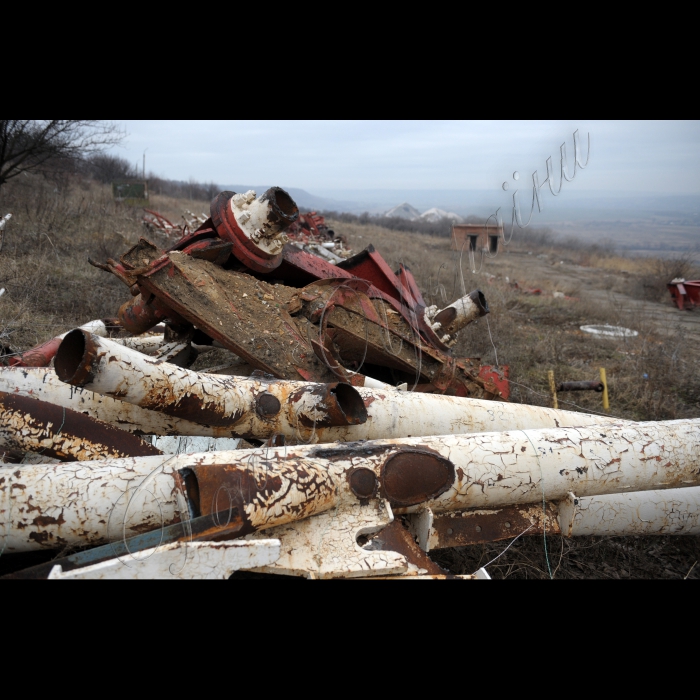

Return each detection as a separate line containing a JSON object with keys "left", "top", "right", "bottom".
{"left": 447, "top": 528, "right": 454, "bottom": 535}
{"left": 475, "top": 526, "right": 482, "bottom": 532}
{"left": 505, "top": 522, "right": 511, "bottom": 528}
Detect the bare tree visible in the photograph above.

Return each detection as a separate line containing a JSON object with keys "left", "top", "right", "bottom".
{"left": 83, "top": 153, "right": 138, "bottom": 184}
{"left": 0, "top": 120, "right": 124, "bottom": 190}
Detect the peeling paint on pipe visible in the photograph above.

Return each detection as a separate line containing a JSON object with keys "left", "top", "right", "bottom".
{"left": 0, "top": 390, "right": 161, "bottom": 462}
{"left": 55, "top": 330, "right": 368, "bottom": 439}
{"left": 4, "top": 419, "right": 698, "bottom": 553}
{"left": 424, "top": 291, "right": 488, "bottom": 347}
{"left": 0, "top": 454, "right": 179, "bottom": 552}
{"left": 0, "top": 367, "right": 239, "bottom": 437}
{"left": 55, "top": 330, "right": 623, "bottom": 444}
{"left": 113, "top": 334, "right": 166, "bottom": 354}
{"left": 558, "top": 486, "right": 700, "bottom": 537}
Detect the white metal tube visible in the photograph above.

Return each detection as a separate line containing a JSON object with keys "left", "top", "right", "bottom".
{"left": 0, "top": 367, "right": 237, "bottom": 437}
{"left": 1, "top": 454, "right": 178, "bottom": 552}
{"left": 558, "top": 487, "right": 700, "bottom": 537}
{"left": 4, "top": 419, "right": 698, "bottom": 553}
{"left": 424, "top": 290, "right": 488, "bottom": 347}
{"left": 55, "top": 331, "right": 369, "bottom": 441}
{"left": 419, "top": 419, "right": 700, "bottom": 514}
{"left": 113, "top": 335, "right": 166, "bottom": 354}
{"left": 55, "top": 330, "right": 624, "bottom": 444}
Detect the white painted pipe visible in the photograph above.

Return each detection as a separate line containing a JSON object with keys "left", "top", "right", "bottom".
{"left": 4, "top": 419, "right": 698, "bottom": 553}
{"left": 113, "top": 335, "right": 166, "bottom": 354}
{"left": 55, "top": 330, "right": 624, "bottom": 444}
{"left": 0, "top": 367, "right": 238, "bottom": 437}
{"left": 418, "top": 419, "right": 700, "bottom": 514}
{"left": 55, "top": 331, "right": 369, "bottom": 441}
{"left": 424, "top": 290, "right": 488, "bottom": 347}
{"left": 0, "top": 390, "right": 161, "bottom": 462}
{"left": 558, "top": 487, "right": 700, "bottom": 537}
{"left": 47, "top": 540, "right": 281, "bottom": 580}
{"left": 1, "top": 454, "right": 178, "bottom": 552}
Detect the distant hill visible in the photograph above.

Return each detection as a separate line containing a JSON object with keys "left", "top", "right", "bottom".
{"left": 384, "top": 203, "right": 423, "bottom": 221}
{"left": 421, "top": 207, "right": 464, "bottom": 223}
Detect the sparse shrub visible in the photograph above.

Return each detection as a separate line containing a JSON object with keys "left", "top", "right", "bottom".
{"left": 633, "top": 251, "right": 700, "bottom": 303}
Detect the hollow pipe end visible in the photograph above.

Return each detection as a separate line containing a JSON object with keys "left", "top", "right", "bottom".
{"left": 469, "top": 289, "right": 489, "bottom": 316}
{"left": 55, "top": 329, "right": 98, "bottom": 387}
{"left": 259, "top": 187, "right": 299, "bottom": 228}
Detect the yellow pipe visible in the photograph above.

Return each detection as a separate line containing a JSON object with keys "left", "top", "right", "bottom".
{"left": 548, "top": 370, "right": 558, "bottom": 409}
{"left": 600, "top": 367, "right": 610, "bottom": 412}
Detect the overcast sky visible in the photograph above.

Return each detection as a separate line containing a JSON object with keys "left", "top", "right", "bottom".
{"left": 110, "top": 120, "right": 700, "bottom": 195}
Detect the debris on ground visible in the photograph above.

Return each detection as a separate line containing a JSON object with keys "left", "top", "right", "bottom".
{"left": 0, "top": 213, "right": 11, "bottom": 254}
{"left": 668, "top": 278, "right": 700, "bottom": 310}
{"left": 1, "top": 186, "right": 699, "bottom": 580}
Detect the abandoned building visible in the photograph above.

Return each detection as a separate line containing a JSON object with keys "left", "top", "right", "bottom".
{"left": 452, "top": 223, "right": 504, "bottom": 255}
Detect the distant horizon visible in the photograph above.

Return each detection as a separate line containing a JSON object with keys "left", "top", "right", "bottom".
{"left": 112, "top": 120, "right": 700, "bottom": 196}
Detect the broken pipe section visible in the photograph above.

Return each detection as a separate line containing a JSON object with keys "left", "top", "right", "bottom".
{"left": 0, "top": 390, "right": 161, "bottom": 462}
{"left": 55, "top": 330, "right": 367, "bottom": 440}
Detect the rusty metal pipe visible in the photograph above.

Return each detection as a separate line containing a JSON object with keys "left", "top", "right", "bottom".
{"left": 55, "top": 330, "right": 367, "bottom": 440}
{"left": 424, "top": 290, "right": 489, "bottom": 348}
{"left": 412, "top": 485, "right": 700, "bottom": 551}
{"left": 558, "top": 381, "right": 604, "bottom": 392}
{"left": 0, "top": 367, "right": 240, "bottom": 437}
{"left": 118, "top": 294, "right": 170, "bottom": 335}
{"left": 7, "top": 319, "right": 109, "bottom": 368}
{"left": 0, "top": 390, "right": 161, "bottom": 462}
{"left": 54, "top": 330, "right": 623, "bottom": 444}
{"left": 211, "top": 188, "right": 300, "bottom": 272}
{"left": 4, "top": 419, "right": 699, "bottom": 554}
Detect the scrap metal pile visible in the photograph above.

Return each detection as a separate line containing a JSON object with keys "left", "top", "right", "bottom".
{"left": 1, "top": 187, "right": 699, "bottom": 579}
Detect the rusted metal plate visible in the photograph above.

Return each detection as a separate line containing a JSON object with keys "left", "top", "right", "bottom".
{"left": 478, "top": 365, "right": 510, "bottom": 400}
{"left": 0, "top": 391, "right": 162, "bottom": 462}
{"left": 365, "top": 519, "right": 450, "bottom": 576}
{"left": 421, "top": 503, "right": 561, "bottom": 550}
{"left": 136, "top": 252, "right": 339, "bottom": 382}
{"left": 337, "top": 244, "right": 416, "bottom": 307}
{"left": 314, "top": 298, "right": 487, "bottom": 396}
{"left": 381, "top": 450, "right": 455, "bottom": 507}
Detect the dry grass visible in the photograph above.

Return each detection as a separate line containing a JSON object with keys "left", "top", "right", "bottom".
{"left": 0, "top": 177, "right": 196, "bottom": 355}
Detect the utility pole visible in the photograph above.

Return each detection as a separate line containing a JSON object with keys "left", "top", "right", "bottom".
{"left": 143, "top": 148, "right": 148, "bottom": 180}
